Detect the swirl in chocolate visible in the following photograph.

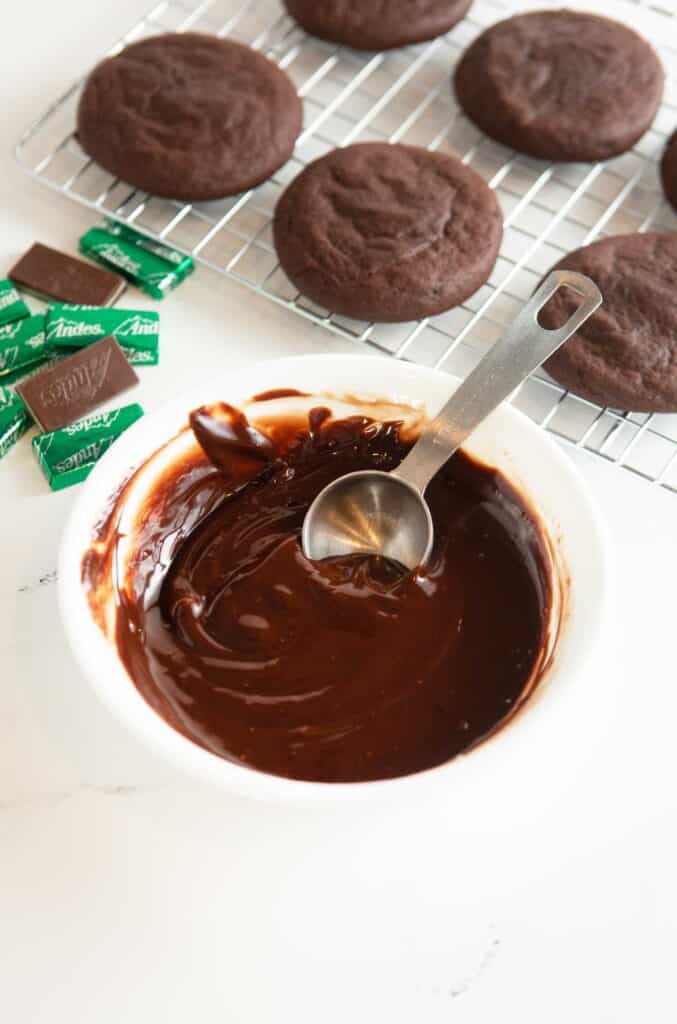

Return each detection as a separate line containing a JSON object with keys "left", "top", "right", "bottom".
{"left": 82, "top": 397, "right": 553, "bottom": 783}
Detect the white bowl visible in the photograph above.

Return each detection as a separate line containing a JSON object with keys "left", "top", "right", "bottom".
{"left": 59, "top": 355, "right": 610, "bottom": 806}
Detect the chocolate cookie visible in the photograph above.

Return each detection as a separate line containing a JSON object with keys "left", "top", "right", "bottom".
{"left": 541, "top": 233, "right": 677, "bottom": 412}
{"left": 77, "top": 33, "right": 302, "bottom": 201}
{"left": 273, "top": 142, "right": 503, "bottom": 322}
{"left": 283, "top": 0, "right": 472, "bottom": 50}
{"left": 660, "top": 131, "right": 677, "bottom": 213}
{"left": 454, "top": 11, "right": 663, "bottom": 162}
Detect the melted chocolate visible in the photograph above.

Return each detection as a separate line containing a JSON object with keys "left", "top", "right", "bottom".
{"left": 82, "top": 404, "right": 553, "bottom": 783}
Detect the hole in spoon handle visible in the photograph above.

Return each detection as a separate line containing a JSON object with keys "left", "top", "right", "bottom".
{"left": 394, "top": 270, "right": 603, "bottom": 494}
{"left": 530, "top": 270, "right": 603, "bottom": 343}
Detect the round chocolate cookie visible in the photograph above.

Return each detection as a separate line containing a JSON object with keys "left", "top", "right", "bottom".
{"left": 454, "top": 11, "right": 663, "bottom": 162}
{"left": 283, "top": 0, "right": 472, "bottom": 50}
{"left": 77, "top": 33, "right": 302, "bottom": 201}
{"left": 273, "top": 143, "right": 503, "bottom": 323}
{"left": 660, "top": 130, "right": 677, "bottom": 213}
{"left": 541, "top": 233, "right": 677, "bottom": 412}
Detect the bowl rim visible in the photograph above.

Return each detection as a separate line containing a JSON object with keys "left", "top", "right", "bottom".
{"left": 58, "top": 353, "right": 612, "bottom": 805}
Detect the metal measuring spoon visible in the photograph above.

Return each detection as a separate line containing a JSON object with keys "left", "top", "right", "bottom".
{"left": 302, "top": 270, "right": 602, "bottom": 570}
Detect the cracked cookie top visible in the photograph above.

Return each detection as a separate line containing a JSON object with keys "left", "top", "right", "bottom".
{"left": 273, "top": 142, "right": 503, "bottom": 323}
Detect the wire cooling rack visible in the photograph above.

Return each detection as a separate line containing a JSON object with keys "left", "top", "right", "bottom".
{"left": 15, "top": 0, "right": 677, "bottom": 493}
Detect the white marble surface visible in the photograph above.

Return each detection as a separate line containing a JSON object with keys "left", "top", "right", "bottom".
{"left": 2, "top": 2, "right": 677, "bottom": 1021}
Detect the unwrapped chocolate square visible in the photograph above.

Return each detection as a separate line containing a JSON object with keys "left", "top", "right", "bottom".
{"left": 17, "top": 336, "right": 138, "bottom": 432}
{"left": 32, "top": 403, "right": 144, "bottom": 490}
{"left": 9, "top": 243, "right": 126, "bottom": 305}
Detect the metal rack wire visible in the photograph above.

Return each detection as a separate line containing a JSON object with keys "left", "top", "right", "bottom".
{"left": 15, "top": 0, "right": 677, "bottom": 493}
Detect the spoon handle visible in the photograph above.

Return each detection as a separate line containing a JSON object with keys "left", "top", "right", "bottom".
{"left": 394, "top": 269, "right": 602, "bottom": 494}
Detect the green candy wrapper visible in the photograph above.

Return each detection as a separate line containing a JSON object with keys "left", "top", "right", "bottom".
{"left": 79, "top": 222, "right": 194, "bottom": 300}
{"left": 0, "top": 355, "right": 62, "bottom": 389}
{"left": 0, "top": 314, "right": 49, "bottom": 381}
{"left": 0, "top": 278, "right": 30, "bottom": 327}
{"left": 104, "top": 220, "right": 193, "bottom": 272}
{"left": 32, "top": 403, "right": 144, "bottom": 491}
{"left": 0, "top": 386, "right": 31, "bottom": 459}
{"left": 46, "top": 303, "right": 159, "bottom": 365}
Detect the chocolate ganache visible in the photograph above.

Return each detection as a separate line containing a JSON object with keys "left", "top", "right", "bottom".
{"left": 82, "top": 395, "right": 553, "bottom": 783}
